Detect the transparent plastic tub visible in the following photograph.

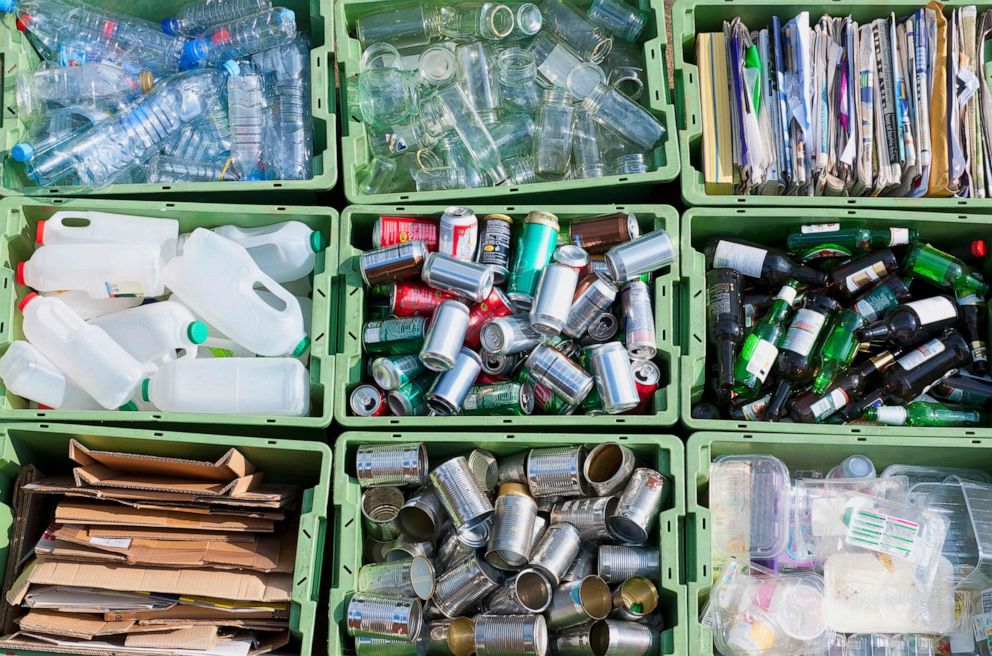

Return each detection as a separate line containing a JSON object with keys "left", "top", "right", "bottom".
{"left": 923, "top": 478, "right": 992, "bottom": 591}
{"left": 708, "top": 455, "right": 790, "bottom": 560}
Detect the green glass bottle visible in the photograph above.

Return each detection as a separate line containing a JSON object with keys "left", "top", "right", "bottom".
{"left": 813, "top": 309, "right": 863, "bottom": 394}
{"left": 864, "top": 401, "right": 985, "bottom": 427}
{"left": 851, "top": 275, "right": 913, "bottom": 323}
{"left": 786, "top": 224, "right": 918, "bottom": 260}
{"left": 903, "top": 242, "right": 990, "bottom": 298}
{"left": 732, "top": 280, "right": 800, "bottom": 396}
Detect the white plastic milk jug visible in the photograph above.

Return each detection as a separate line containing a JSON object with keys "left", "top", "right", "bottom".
{"left": 204, "top": 221, "right": 324, "bottom": 283}
{"left": 38, "top": 210, "right": 179, "bottom": 256}
{"left": 0, "top": 340, "right": 100, "bottom": 410}
{"left": 42, "top": 290, "right": 143, "bottom": 320}
{"left": 89, "top": 300, "right": 208, "bottom": 370}
{"left": 19, "top": 243, "right": 166, "bottom": 299}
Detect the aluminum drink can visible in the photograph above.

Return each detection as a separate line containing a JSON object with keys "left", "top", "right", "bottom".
{"left": 374, "top": 216, "right": 439, "bottom": 250}
{"left": 476, "top": 213, "right": 514, "bottom": 283}
{"left": 553, "top": 245, "right": 590, "bottom": 273}
{"left": 426, "top": 348, "right": 483, "bottom": 415}
{"left": 363, "top": 316, "right": 428, "bottom": 355}
{"left": 516, "top": 369, "right": 576, "bottom": 415}
{"left": 462, "top": 382, "right": 535, "bottom": 415}
{"left": 605, "top": 229, "right": 675, "bottom": 282}
{"left": 464, "top": 287, "right": 515, "bottom": 349}
{"left": 586, "top": 342, "right": 640, "bottom": 414}
{"left": 564, "top": 275, "right": 618, "bottom": 339}
{"left": 530, "top": 263, "right": 580, "bottom": 336}
{"left": 587, "top": 312, "right": 619, "bottom": 342}
{"left": 524, "top": 345, "right": 594, "bottom": 407}
{"left": 371, "top": 354, "right": 427, "bottom": 391}
{"left": 391, "top": 282, "right": 456, "bottom": 317}
{"left": 481, "top": 315, "right": 542, "bottom": 355}
{"left": 508, "top": 211, "right": 560, "bottom": 308}
{"left": 422, "top": 252, "right": 495, "bottom": 304}
{"left": 565, "top": 212, "right": 640, "bottom": 254}
{"left": 420, "top": 300, "right": 471, "bottom": 372}
{"left": 629, "top": 359, "right": 660, "bottom": 414}
{"left": 361, "top": 241, "right": 429, "bottom": 287}
{"left": 351, "top": 384, "right": 386, "bottom": 416}
{"left": 387, "top": 375, "right": 432, "bottom": 416}
{"left": 439, "top": 207, "right": 479, "bottom": 262}
{"left": 481, "top": 351, "right": 520, "bottom": 377}
{"left": 620, "top": 281, "right": 656, "bottom": 360}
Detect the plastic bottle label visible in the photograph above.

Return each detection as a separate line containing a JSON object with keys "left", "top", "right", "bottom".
{"left": 845, "top": 509, "right": 921, "bottom": 559}
{"left": 889, "top": 228, "right": 910, "bottom": 246}
{"left": 712, "top": 241, "right": 767, "bottom": 278}
{"left": 845, "top": 261, "right": 887, "bottom": 293}
{"left": 810, "top": 387, "right": 849, "bottom": 420}
{"left": 801, "top": 223, "right": 840, "bottom": 233}
{"left": 874, "top": 406, "right": 909, "bottom": 425}
{"left": 907, "top": 296, "right": 957, "bottom": 325}
{"left": 745, "top": 339, "right": 778, "bottom": 381}
{"left": 897, "top": 339, "right": 946, "bottom": 370}
{"left": 208, "top": 347, "right": 234, "bottom": 358}
{"left": 971, "top": 341, "right": 989, "bottom": 364}
{"left": 781, "top": 309, "right": 826, "bottom": 356}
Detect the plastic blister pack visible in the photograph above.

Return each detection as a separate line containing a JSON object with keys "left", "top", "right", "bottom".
{"left": 709, "top": 455, "right": 791, "bottom": 560}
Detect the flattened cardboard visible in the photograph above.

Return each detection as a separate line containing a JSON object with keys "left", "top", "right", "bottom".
{"left": 1, "top": 631, "right": 263, "bottom": 656}
{"left": 9, "top": 559, "right": 293, "bottom": 604}
{"left": 1, "top": 464, "right": 48, "bottom": 634}
{"left": 25, "top": 477, "right": 295, "bottom": 510}
{"left": 124, "top": 625, "right": 218, "bottom": 650}
{"left": 55, "top": 502, "right": 274, "bottom": 533}
{"left": 104, "top": 606, "right": 287, "bottom": 623}
{"left": 17, "top": 610, "right": 135, "bottom": 639}
{"left": 24, "top": 587, "right": 174, "bottom": 613}
{"left": 85, "top": 527, "right": 253, "bottom": 543}
{"left": 70, "top": 440, "right": 254, "bottom": 483}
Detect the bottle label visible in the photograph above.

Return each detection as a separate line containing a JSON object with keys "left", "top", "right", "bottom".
{"left": 775, "top": 285, "right": 798, "bottom": 305}
{"left": 907, "top": 296, "right": 957, "bottom": 325}
{"left": 742, "top": 394, "right": 771, "bottom": 420}
{"left": 889, "top": 227, "right": 910, "bottom": 246}
{"left": 845, "top": 261, "right": 887, "bottom": 293}
{"left": 712, "top": 241, "right": 767, "bottom": 278}
{"left": 745, "top": 339, "right": 778, "bottom": 381}
{"left": 104, "top": 281, "right": 144, "bottom": 297}
{"left": 845, "top": 509, "right": 921, "bottom": 559}
{"left": 810, "top": 387, "right": 849, "bottom": 420}
{"left": 801, "top": 223, "right": 840, "bottom": 233}
{"left": 971, "top": 340, "right": 989, "bottom": 364}
{"left": 463, "top": 384, "right": 517, "bottom": 411}
{"left": 800, "top": 245, "right": 853, "bottom": 260}
{"left": 897, "top": 338, "right": 946, "bottom": 370}
{"left": 707, "top": 283, "right": 735, "bottom": 319}
{"left": 874, "top": 406, "right": 909, "bottom": 425}
{"left": 208, "top": 347, "right": 234, "bottom": 358}
{"left": 854, "top": 285, "right": 898, "bottom": 323}
{"left": 781, "top": 309, "right": 826, "bottom": 356}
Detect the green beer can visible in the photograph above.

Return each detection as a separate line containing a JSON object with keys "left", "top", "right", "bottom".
{"left": 462, "top": 382, "right": 535, "bottom": 416}
{"left": 363, "top": 316, "right": 427, "bottom": 355}
{"left": 507, "top": 211, "right": 560, "bottom": 307}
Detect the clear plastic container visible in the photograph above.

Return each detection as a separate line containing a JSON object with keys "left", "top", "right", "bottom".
{"left": 0, "top": 340, "right": 99, "bottom": 410}
{"left": 88, "top": 300, "right": 207, "bottom": 372}
{"left": 922, "top": 478, "right": 992, "bottom": 590}
{"left": 709, "top": 455, "right": 791, "bottom": 559}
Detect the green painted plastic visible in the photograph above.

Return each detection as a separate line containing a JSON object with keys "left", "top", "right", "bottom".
{"left": 672, "top": 0, "right": 992, "bottom": 210}
{"left": 0, "top": 422, "right": 329, "bottom": 656}
{"left": 680, "top": 206, "right": 992, "bottom": 435}
{"left": 0, "top": 0, "right": 336, "bottom": 196}
{"left": 335, "top": 204, "right": 680, "bottom": 428}
{"left": 0, "top": 197, "right": 337, "bottom": 429}
{"left": 334, "top": 0, "right": 679, "bottom": 204}
{"left": 686, "top": 430, "right": 992, "bottom": 656}
{"left": 329, "top": 431, "right": 686, "bottom": 656}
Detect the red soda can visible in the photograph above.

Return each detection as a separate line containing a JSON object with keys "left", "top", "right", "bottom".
{"left": 627, "top": 360, "right": 661, "bottom": 415}
{"left": 373, "top": 216, "right": 439, "bottom": 251}
{"left": 476, "top": 372, "right": 509, "bottom": 385}
{"left": 464, "top": 287, "right": 515, "bottom": 349}
{"left": 391, "top": 282, "right": 455, "bottom": 317}
{"left": 350, "top": 384, "right": 386, "bottom": 416}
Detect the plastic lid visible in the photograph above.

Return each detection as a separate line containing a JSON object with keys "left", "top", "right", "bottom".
{"left": 35, "top": 219, "right": 45, "bottom": 245}
{"left": 973, "top": 240, "right": 987, "bottom": 258}
{"left": 14, "top": 13, "right": 27, "bottom": 30}
{"left": 11, "top": 142, "right": 33, "bottom": 162}
{"left": 141, "top": 379, "right": 150, "bottom": 402}
{"left": 17, "top": 291, "right": 38, "bottom": 312}
{"left": 309, "top": 230, "right": 325, "bottom": 253}
{"left": 15, "top": 261, "right": 26, "bottom": 286}
{"left": 119, "top": 401, "right": 138, "bottom": 411}
{"left": 139, "top": 71, "right": 154, "bottom": 93}
{"left": 161, "top": 17, "right": 179, "bottom": 35}
{"left": 221, "top": 60, "right": 240, "bottom": 77}
{"left": 0, "top": 0, "right": 17, "bottom": 14}
{"left": 182, "top": 39, "right": 209, "bottom": 65}
{"left": 187, "top": 321, "right": 208, "bottom": 344}
{"left": 292, "top": 336, "right": 310, "bottom": 357}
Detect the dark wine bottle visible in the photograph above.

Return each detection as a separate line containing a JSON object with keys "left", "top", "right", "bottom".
{"left": 706, "top": 268, "right": 745, "bottom": 401}
{"left": 704, "top": 238, "right": 828, "bottom": 287}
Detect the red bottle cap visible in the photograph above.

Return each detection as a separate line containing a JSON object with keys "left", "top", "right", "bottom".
{"left": 18, "top": 292, "right": 38, "bottom": 312}
{"left": 15, "top": 261, "right": 25, "bottom": 286}
{"left": 15, "top": 14, "right": 28, "bottom": 30}
{"left": 972, "top": 240, "right": 987, "bottom": 258}
{"left": 35, "top": 219, "right": 45, "bottom": 245}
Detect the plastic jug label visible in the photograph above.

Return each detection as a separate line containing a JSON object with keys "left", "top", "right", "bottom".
{"left": 712, "top": 241, "right": 767, "bottom": 278}
{"left": 104, "top": 281, "right": 144, "bottom": 298}
{"left": 745, "top": 339, "right": 778, "bottom": 381}
{"left": 845, "top": 508, "right": 921, "bottom": 559}
{"left": 208, "top": 347, "right": 235, "bottom": 358}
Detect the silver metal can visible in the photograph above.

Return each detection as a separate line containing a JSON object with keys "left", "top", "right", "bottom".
{"left": 611, "top": 576, "right": 659, "bottom": 620}
{"left": 398, "top": 485, "right": 446, "bottom": 541}
{"left": 383, "top": 535, "right": 435, "bottom": 562}
{"left": 352, "top": 384, "right": 387, "bottom": 417}
{"left": 631, "top": 359, "right": 660, "bottom": 387}
{"left": 497, "top": 450, "right": 528, "bottom": 485}
{"left": 607, "top": 468, "right": 666, "bottom": 545}
{"left": 427, "top": 617, "right": 476, "bottom": 656}
{"left": 527, "top": 445, "right": 586, "bottom": 497}
{"left": 554, "top": 621, "right": 600, "bottom": 656}
{"left": 474, "top": 614, "right": 549, "bottom": 656}
{"left": 357, "top": 557, "right": 437, "bottom": 601}
{"left": 433, "top": 553, "right": 504, "bottom": 618}
{"left": 561, "top": 542, "right": 598, "bottom": 582}
{"left": 355, "top": 636, "right": 420, "bottom": 656}
{"left": 587, "top": 342, "right": 640, "bottom": 414}
{"left": 564, "top": 275, "right": 618, "bottom": 339}
{"left": 620, "top": 281, "right": 656, "bottom": 360}
{"left": 554, "top": 244, "right": 590, "bottom": 272}
{"left": 361, "top": 486, "right": 405, "bottom": 541}
{"left": 364, "top": 537, "right": 392, "bottom": 564}
{"left": 484, "top": 567, "right": 553, "bottom": 614}
{"left": 360, "top": 240, "right": 430, "bottom": 287}
{"left": 371, "top": 355, "right": 426, "bottom": 391}
{"left": 421, "top": 300, "right": 471, "bottom": 372}
{"left": 583, "top": 442, "right": 636, "bottom": 497}
{"left": 604, "top": 229, "right": 676, "bottom": 282}
{"left": 597, "top": 545, "right": 660, "bottom": 583}
{"left": 468, "top": 449, "right": 499, "bottom": 491}
{"left": 347, "top": 592, "right": 423, "bottom": 641}
{"left": 436, "top": 527, "right": 476, "bottom": 574}
{"left": 529, "top": 263, "right": 579, "bottom": 335}
{"left": 588, "top": 311, "right": 619, "bottom": 341}
{"left": 422, "top": 252, "right": 495, "bottom": 304}
{"left": 480, "top": 350, "right": 519, "bottom": 377}
{"left": 524, "top": 345, "right": 594, "bottom": 407}
{"left": 430, "top": 456, "right": 494, "bottom": 532}
{"left": 550, "top": 496, "right": 618, "bottom": 541}
{"left": 486, "top": 490, "right": 538, "bottom": 569}
{"left": 357, "top": 442, "right": 428, "bottom": 488}
{"left": 426, "top": 348, "right": 482, "bottom": 415}
{"left": 480, "top": 315, "right": 542, "bottom": 355}
{"left": 546, "top": 575, "right": 612, "bottom": 629}
{"left": 439, "top": 206, "right": 479, "bottom": 263}
{"left": 529, "top": 522, "right": 582, "bottom": 585}
{"left": 591, "top": 620, "right": 657, "bottom": 656}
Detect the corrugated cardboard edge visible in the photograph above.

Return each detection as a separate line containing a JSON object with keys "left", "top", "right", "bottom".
{"left": 69, "top": 440, "right": 255, "bottom": 482}
{"left": 124, "top": 625, "right": 218, "bottom": 650}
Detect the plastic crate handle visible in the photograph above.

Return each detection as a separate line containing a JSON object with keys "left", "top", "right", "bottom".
{"left": 293, "top": 511, "right": 326, "bottom": 603}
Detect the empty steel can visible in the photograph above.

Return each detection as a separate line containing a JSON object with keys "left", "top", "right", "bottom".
{"left": 564, "top": 275, "right": 618, "bottom": 339}
{"left": 357, "top": 557, "right": 437, "bottom": 600}
{"left": 383, "top": 535, "right": 435, "bottom": 562}
{"left": 398, "top": 485, "right": 446, "bottom": 541}
{"left": 476, "top": 213, "right": 514, "bottom": 283}
{"left": 597, "top": 545, "right": 660, "bottom": 583}
{"left": 591, "top": 620, "right": 656, "bottom": 656}
{"left": 433, "top": 553, "right": 504, "bottom": 618}
{"left": 604, "top": 229, "right": 675, "bottom": 282}
{"left": 607, "top": 468, "right": 666, "bottom": 545}
{"left": 550, "top": 496, "right": 618, "bottom": 541}
{"left": 583, "top": 442, "right": 636, "bottom": 497}
{"left": 361, "top": 240, "right": 430, "bottom": 287}
{"left": 620, "top": 281, "right": 656, "bottom": 360}
{"left": 587, "top": 342, "right": 640, "bottom": 414}
{"left": 486, "top": 490, "right": 538, "bottom": 569}
{"left": 527, "top": 445, "right": 586, "bottom": 497}
{"left": 426, "top": 348, "right": 482, "bottom": 415}
{"left": 555, "top": 622, "right": 599, "bottom": 656}
{"left": 347, "top": 592, "right": 423, "bottom": 641}
{"left": 561, "top": 543, "right": 598, "bottom": 582}
{"left": 436, "top": 528, "right": 476, "bottom": 574}
{"left": 484, "top": 567, "right": 554, "bottom": 614}
{"left": 428, "top": 618, "right": 476, "bottom": 656}
{"left": 497, "top": 450, "right": 529, "bottom": 485}
{"left": 481, "top": 315, "right": 542, "bottom": 355}
{"left": 546, "top": 576, "right": 612, "bottom": 629}
{"left": 352, "top": 384, "right": 387, "bottom": 417}
{"left": 371, "top": 355, "right": 427, "bottom": 391}
{"left": 362, "top": 486, "right": 405, "bottom": 541}
{"left": 422, "top": 252, "right": 495, "bottom": 303}
{"left": 529, "top": 522, "right": 582, "bottom": 585}
{"left": 355, "top": 636, "right": 420, "bottom": 656}
{"left": 474, "top": 614, "right": 549, "bottom": 656}
{"left": 357, "top": 442, "right": 428, "bottom": 488}
{"left": 420, "top": 300, "right": 471, "bottom": 372}
{"left": 430, "top": 456, "right": 494, "bottom": 532}
{"left": 524, "top": 345, "right": 594, "bottom": 406}
{"left": 468, "top": 449, "right": 500, "bottom": 491}
{"left": 611, "top": 576, "right": 659, "bottom": 620}
{"left": 566, "top": 212, "right": 640, "bottom": 254}
{"left": 530, "top": 263, "right": 580, "bottom": 335}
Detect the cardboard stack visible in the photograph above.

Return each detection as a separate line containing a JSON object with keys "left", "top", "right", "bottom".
{"left": 0, "top": 440, "right": 301, "bottom": 656}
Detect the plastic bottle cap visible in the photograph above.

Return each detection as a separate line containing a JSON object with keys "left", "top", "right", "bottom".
{"left": 11, "top": 142, "right": 33, "bottom": 162}
{"left": 309, "top": 230, "right": 325, "bottom": 253}
{"left": 14, "top": 14, "right": 27, "bottom": 30}
{"left": 139, "top": 71, "right": 154, "bottom": 93}
{"left": 182, "top": 39, "right": 208, "bottom": 65}
{"left": 141, "top": 379, "right": 151, "bottom": 402}
{"left": 292, "top": 336, "right": 310, "bottom": 357}
{"left": 15, "top": 261, "right": 26, "bottom": 286}
{"left": 973, "top": 240, "right": 987, "bottom": 258}
{"left": 161, "top": 17, "right": 179, "bottom": 36}
{"left": 119, "top": 401, "right": 138, "bottom": 411}
{"left": 187, "top": 321, "right": 208, "bottom": 344}
{"left": 222, "top": 60, "right": 240, "bottom": 77}
{"left": 0, "top": 0, "right": 17, "bottom": 14}
{"left": 35, "top": 219, "right": 45, "bottom": 245}
{"left": 17, "top": 291, "right": 38, "bottom": 312}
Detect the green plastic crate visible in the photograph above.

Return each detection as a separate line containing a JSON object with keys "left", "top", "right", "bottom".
{"left": 680, "top": 206, "right": 992, "bottom": 435}
{"left": 0, "top": 197, "right": 337, "bottom": 429}
{"left": 685, "top": 430, "right": 992, "bottom": 656}
{"left": 335, "top": 204, "right": 680, "bottom": 428}
{"left": 0, "top": 421, "right": 329, "bottom": 656}
{"left": 0, "top": 0, "right": 336, "bottom": 196}
{"left": 329, "top": 431, "right": 686, "bottom": 656}
{"left": 334, "top": 0, "right": 679, "bottom": 204}
{"left": 672, "top": 0, "right": 992, "bottom": 210}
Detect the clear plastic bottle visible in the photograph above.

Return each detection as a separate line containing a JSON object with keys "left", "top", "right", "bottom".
{"left": 207, "top": 220, "right": 324, "bottom": 282}
{"left": 534, "top": 88, "right": 575, "bottom": 177}
{"left": 89, "top": 300, "right": 207, "bottom": 371}
{"left": 42, "top": 290, "right": 142, "bottom": 320}
{"left": 25, "top": 67, "right": 230, "bottom": 189}
{"left": 439, "top": 3, "right": 515, "bottom": 41}
{"left": 36, "top": 210, "right": 179, "bottom": 249}
{"left": 162, "top": 0, "right": 271, "bottom": 36}
{"left": 18, "top": 242, "right": 165, "bottom": 298}
{"left": 162, "top": 227, "right": 308, "bottom": 357}
{"left": 0, "top": 339, "right": 100, "bottom": 409}
{"left": 160, "top": 123, "right": 228, "bottom": 163}
{"left": 538, "top": 0, "right": 612, "bottom": 62}
{"left": 18, "top": 293, "right": 144, "bottom": 409}
{"left": 455, "top": 42, "right": 501, "bottom": 125}
{"left": 180, "top": 7, "right": 296, "bottom": 69}
{"left": 586, "top": 0, "right": 648, "bottom": 43}
{"left": 140, "top": 357, "right": 309, "bottom": 416}
{"left": 497, "top": 47, "right": 541, "bottom": 116}
{"left": 253, "top": 35, "right": 312, "bottom": 180}
{"left": 16, "top": 62, "right": 152, "bottom": 118}
{"left": 420, "top": 83, "right": 506, "bottom": 184}
{"left": 10, "top": 105, "right": 109, "bottom": 165}
{"left": 572, "top": 109, "right": 604, "bottom": 178}
{"left": 227, "top": 72, "right": 267, "bottom": 180}
{"left": 147, "top": 154, "right": 238, "bottom": 182}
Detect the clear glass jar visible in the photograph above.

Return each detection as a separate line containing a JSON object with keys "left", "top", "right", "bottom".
{"left": 587, "top": 0, "right": 648, "bottom": 43}
{"left": 534, "top": 87, "right": 575, "bottom": 178}
{"left": 455, "top": 42, "right": 501, "bottom": 125}
{"left": 357, "top": 155, "right": 397, "bottom": 194}
{"left": 505, "top": 155, "right": 539, "bottom": 185}
{"left": 421, "top": 83, "right": 507, "bottom": 184}
{"left": 356, "top": 5, "right": 442, "bottom": 49}
{"left": 572, "top": 109, "right": 604, "bottom": 178}
{"left": 539, "top": 0, "right": 613, "bottom": 63}
{"left": 439, "top": 2, "right": 515, "bottom": 40}
{"left": 497, "top": 47, "right": 541, "bottom": 116}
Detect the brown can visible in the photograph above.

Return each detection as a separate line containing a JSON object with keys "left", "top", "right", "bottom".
{"left": 566, "top": 212, "right": 641, "bottom": 254}
{"left": 360, "top": 241, "right": 429, "bottom": 286}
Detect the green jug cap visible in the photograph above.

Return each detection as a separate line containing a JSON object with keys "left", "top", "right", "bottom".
{"left": 309, "top": 230, "right": 326, "bottom": 253}
{"left": 141, "top": 379, "right": 151, "bottom": 402}
{"left": 293, "top": 336, "right": 310, "bottom": 357}
{"left": 187, "top": 321, "right": 208, "bottom": 345}
{"left": 119, "top": 401, "right": 138, "bottom": 412}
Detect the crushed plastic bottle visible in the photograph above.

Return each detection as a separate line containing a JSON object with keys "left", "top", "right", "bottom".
{"left": 16, "top": 62, "right": 153, "bottom": 118}
{"left": 147, "top": 154, "right": 238, "bottom": 182}
{"left": 227, "top": 71, "right": 267, "bottom": 179}
{"left": 179, "top": 7, "right": 296, "bottom": 69}
{"left": 252, "top": 34, "right": 311, "bottom": 179}
{"left": 162, "top": 0, "right": 272, "bottom": 37}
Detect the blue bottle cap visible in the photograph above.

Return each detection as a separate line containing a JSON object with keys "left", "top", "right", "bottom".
{"left": 11, "top": 142, "right": 33, "bottom": 162}
{"left": 180, "top": 38, "right": 208, "bottom": 68}
{"left": 222, "top": 60, "right": 240, "bottom": 77}
{"left": 0, "top": 0, "right": 17, "bottom": 14}
{"left": 161, "top": 17, "right": 180, "bottom": 36}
